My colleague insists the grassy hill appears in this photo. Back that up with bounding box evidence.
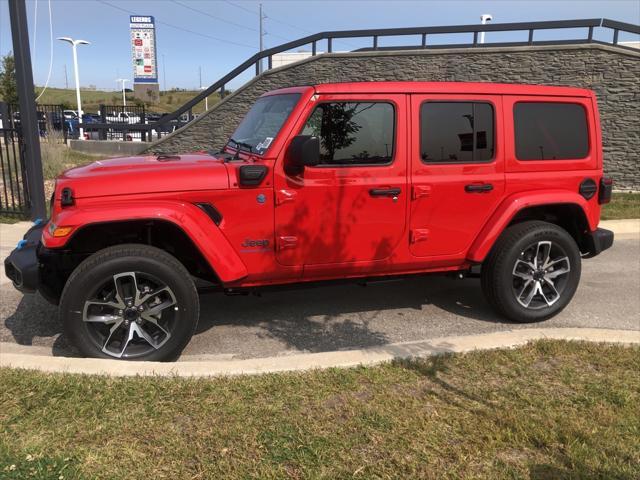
[9,87,222,114]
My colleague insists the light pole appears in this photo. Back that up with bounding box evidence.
[200,86,208,112]
[58,36,90,139]
[480,14,493,44]
[116,78,129,108]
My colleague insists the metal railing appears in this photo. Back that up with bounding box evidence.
[1,102,68,143]
[93,18,640,143]
[0,128,29,216]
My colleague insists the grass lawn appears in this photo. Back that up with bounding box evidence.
[601,192,640,220]
[1,340,638,479]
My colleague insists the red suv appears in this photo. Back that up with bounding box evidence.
[5,82,614,361]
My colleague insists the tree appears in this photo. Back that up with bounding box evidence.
[0,53,18,105]
[306,103,361,163]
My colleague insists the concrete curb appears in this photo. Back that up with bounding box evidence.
[1,328,638,378]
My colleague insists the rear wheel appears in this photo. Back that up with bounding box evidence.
[60,244,199,361]
[481,221,581,323]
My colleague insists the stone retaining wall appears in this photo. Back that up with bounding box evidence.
[147,44,640,190]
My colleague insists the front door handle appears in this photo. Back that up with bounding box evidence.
[465,183,493,193]
[369,187,401,197]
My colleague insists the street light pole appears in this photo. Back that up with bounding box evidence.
[116,79,129,108]
[58,36,90,139]
[480,14,493,44]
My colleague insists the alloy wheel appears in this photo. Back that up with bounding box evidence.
[511,241,571,310]
[82,271,178,358]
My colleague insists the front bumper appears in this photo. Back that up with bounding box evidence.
[4,224,44,293]
[584,227,614,258]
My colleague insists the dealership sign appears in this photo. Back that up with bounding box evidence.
[130,16,158,83]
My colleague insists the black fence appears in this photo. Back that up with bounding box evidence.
[1,102,67,143]
[0,128,29,216]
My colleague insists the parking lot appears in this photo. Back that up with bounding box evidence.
[1,222,638,361]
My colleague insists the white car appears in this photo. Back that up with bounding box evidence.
[106,112,141,124]
[63,110,78,120]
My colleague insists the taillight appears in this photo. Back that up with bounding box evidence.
[599,177,613,204]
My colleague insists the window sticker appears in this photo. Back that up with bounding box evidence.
[257,137,274,151]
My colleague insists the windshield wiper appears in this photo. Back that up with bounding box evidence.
[227,138,253,160]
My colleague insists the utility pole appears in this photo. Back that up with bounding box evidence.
[64,64,69,89]
[8,0,46,220]
[258,3,266,74]
[199,65,202,89]
[162,54,167,92]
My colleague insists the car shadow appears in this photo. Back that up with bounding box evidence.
[196,274,507,353]
[2,274,509,357]
[2,289,77,356]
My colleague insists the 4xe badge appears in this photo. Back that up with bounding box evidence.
[241,238,270,252]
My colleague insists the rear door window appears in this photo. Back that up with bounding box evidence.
[420,102,495,163]
[514,102,589,160]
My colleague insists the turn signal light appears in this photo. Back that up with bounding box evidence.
[52,226,73,237]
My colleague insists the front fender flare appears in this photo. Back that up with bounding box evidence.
[43,200,248,283]
[467,190,595,263]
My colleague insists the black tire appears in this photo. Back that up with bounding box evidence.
[481,221,581,323]
[60,244,199,361]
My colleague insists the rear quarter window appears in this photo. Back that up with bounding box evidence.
[514,102,589,160]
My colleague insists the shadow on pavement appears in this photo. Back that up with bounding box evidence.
[197,275,505,352]
[3,291,77,356]
[3,274,507,357]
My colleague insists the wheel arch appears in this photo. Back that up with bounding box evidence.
[43,201,248,287]
[67,219,219,282]
[468,191,595,262]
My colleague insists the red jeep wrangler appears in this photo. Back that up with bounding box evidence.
[5,82,614,361]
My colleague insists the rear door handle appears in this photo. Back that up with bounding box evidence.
[465,183,493,193]
[369,187,401,197]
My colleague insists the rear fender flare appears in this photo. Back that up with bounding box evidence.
[467,190,595,263]
[43,200,248,283]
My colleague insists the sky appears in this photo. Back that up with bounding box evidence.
[0,0,639,92]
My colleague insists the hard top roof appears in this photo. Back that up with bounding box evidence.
[264,82,593,97]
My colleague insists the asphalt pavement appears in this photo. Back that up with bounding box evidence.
[1,222,638,360]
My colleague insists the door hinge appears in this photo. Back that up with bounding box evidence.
[276,189,297,206]
[410,229,430,243]
[412,185,431,200]
[278,236,298,250]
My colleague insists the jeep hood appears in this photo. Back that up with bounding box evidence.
[58,153,229,198]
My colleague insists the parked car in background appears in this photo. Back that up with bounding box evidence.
[146,112,162,123]
[106,111,141,124]
[5,82,614,361]
[63,110,78,120]
[65,114,99,139]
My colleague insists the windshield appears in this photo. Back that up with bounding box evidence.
[228,93,301,155]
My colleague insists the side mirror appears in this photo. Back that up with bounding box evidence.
[286,135,320,174]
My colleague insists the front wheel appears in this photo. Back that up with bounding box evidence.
[60,244,199,361]
[481,221,581,323]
